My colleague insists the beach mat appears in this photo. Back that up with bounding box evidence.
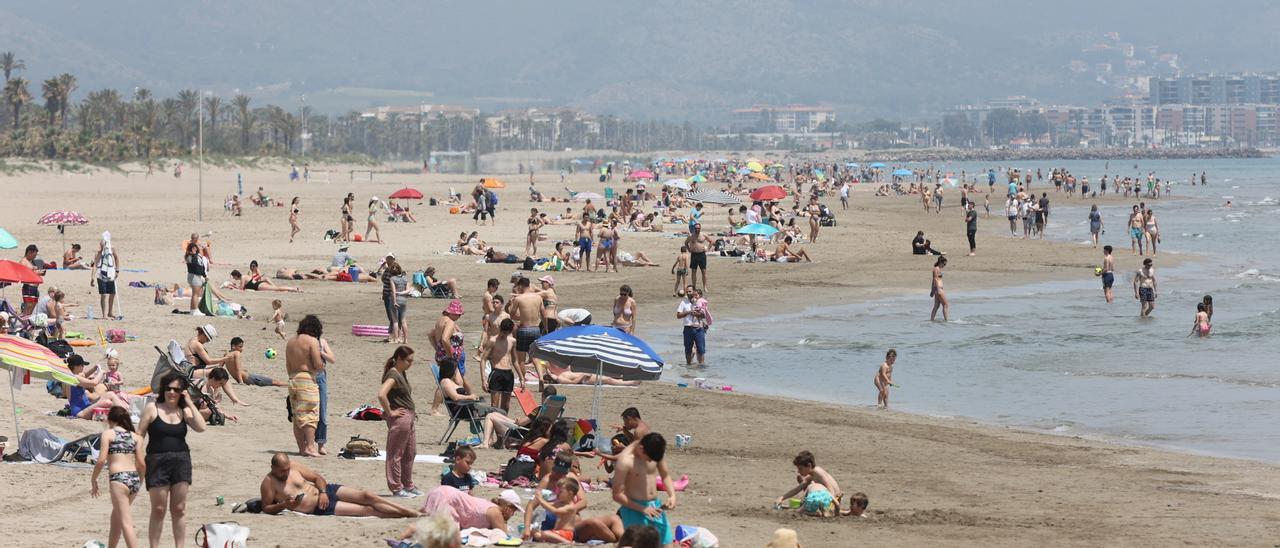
[354,454,448,464]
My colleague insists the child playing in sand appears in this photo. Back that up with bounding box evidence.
[671,246,690,297]
[441,446,478,492]
[532,477,583,544]
[270,299,286,340]
[776,450,843,517]
[874,349,897,409]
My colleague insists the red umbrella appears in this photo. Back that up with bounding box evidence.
[749,185,788,201]
[37,210,88,226]
[0,260,43,285]
[389,187,423,200]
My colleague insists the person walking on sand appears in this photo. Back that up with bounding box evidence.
[575,215,595,272]
[930,256,948,322]
[289,197,302,243]
[91,231,121,320]
[671,246,690,297]
[1088,204,1103,248]
[138,372,207,548]
[525,208,544,257]
[90,407,144,548]
[1101,245,1116,303]
[286,315,325,457]
[365,197,384,243]
[684,223,713,292]
[1133,258,1157,318]
[874,349,897,408]
[964,202,978,256]
[1144,208,1160,256]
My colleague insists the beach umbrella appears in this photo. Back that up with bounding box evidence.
[571,159,592,164]
[749,185,787,201]
[0,228,17,250]
[36,210,88,252]
[0,260,43,285]
[748,172,772,181]
[630,170,655,180]
[736,167,752,176]
[0,334,76,439]
[662,179,691,191]
[573,192,604,202]
[892,169,914,177]
[689,174,707,183]
[746,161,765,172]
[736,223,779,237]
[530,325,664,436]
[685,190,741,205]
[869,162,887,169]
[388,187,423,200]
[845,162,860,168]
[481,178,506,188]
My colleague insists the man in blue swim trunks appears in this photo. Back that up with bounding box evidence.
[575,216,595,272]
[260,452,418,518]
[612,433,677,545]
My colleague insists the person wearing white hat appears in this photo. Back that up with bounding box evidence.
[365,197,384,244]
[186,324,229,371]
[89,230,122,320]
[418,486,522,530]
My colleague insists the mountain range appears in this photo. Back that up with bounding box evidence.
[3,0,1279,122]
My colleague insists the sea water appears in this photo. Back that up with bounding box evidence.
[654,157,1280,463]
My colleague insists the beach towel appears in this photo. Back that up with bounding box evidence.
[288,372,320,428]
[197,284,217,316]
[354,454,449,464]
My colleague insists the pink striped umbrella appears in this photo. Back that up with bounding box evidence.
[36,210,89,252]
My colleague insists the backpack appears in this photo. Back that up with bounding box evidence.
[194,521,250,548]
[339,435,379,459]
[485,189,498,207]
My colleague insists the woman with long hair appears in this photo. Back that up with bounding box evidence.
[930,256,949,322]
[378,346,420,497]
[289,197,302,243]
[91,406,145,548]
[138,372,207,548]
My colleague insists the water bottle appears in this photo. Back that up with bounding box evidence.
[86,304,94,320]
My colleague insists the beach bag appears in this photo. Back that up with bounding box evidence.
[106,329,127,344]
[347,405,384,421]
[18,428,66,463]
[502,457,537,482]
[339,435,379,459]
[41,338,75,360]
[194,521,249,548]
[521,257,535,270]
[675,525,720,548]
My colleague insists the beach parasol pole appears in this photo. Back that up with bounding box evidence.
[198,91,205,222]
[4,360,20,440]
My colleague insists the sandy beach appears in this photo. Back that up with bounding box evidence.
[1,162,1276,547]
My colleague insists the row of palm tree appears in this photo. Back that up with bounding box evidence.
[0,50,798,163]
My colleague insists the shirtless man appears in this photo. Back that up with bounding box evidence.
[19,245,46,315]
[62,244,87,269]
[684,224,713,292]
[507,277,544,378]
[481,278,501,337]
[1101,245,1116,303]
[286,315,326,457]
[772,236,812,263]
[575,216,595,272]
[1128,205,1146,255]
[480,319,525,412]
[260,452,417,518]
[1133,258,1157,318]
[612,433,677,546]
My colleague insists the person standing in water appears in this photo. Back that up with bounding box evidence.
[1088,204,1103,248]
[1133,258,1157,317]
[1190,303,1211,337]
[930,256,948,322]
[874,349,897,409]
[1101,245,1115,304]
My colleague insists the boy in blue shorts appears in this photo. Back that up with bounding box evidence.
[612,433,676,545]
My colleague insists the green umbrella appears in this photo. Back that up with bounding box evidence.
[0,228,16,250]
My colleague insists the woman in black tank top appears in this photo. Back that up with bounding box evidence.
[138,372,207,547]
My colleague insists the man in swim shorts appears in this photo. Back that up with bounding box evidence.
[260,453,417,518]
[684,224,713,292]
[1101,245,1115,303]
[575,216,595,272]
[508,277,544,374]
[1133,258,1157,317]
[612,433,677,545]
[286,315,325,457]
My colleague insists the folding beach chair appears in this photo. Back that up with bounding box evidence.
[438,399,484,445]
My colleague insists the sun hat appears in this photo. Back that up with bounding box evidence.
[764,528,801,548]
[198,324,218,340]
[538,275,555,287]
[498,489,523,512]
[444,300,464,316]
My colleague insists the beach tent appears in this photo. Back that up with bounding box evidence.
[481,178,506,189]
[0,228,17,250]
[530,325,663,446]
[0,334,76,439]
[388,187,423,200]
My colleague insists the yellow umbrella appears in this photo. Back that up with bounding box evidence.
[746,161,765,172]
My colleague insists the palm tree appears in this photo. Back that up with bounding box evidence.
[4,77,31,129]
[175,89,199,147]
[0,52,24,82]
[232,94,253,152]
[55,73,77,128]
[41,78,61,127]
[203,95,221,134]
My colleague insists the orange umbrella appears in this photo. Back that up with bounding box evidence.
[748,172,771,181]
[482,178,506,189]
[0,260,42,285]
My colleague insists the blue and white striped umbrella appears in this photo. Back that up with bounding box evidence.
[531,325,664,381]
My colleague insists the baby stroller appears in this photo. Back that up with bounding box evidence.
[151,341,226,425]
[818,204,837,227]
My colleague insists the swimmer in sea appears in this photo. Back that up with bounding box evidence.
[1189,302,1211,337]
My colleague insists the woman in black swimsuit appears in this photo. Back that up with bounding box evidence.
[289,197,302,243]
[138,372,207,548]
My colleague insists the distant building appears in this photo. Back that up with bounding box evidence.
[359,103,479,121]
[1149,73,1280,105]
[730,105,835,133]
